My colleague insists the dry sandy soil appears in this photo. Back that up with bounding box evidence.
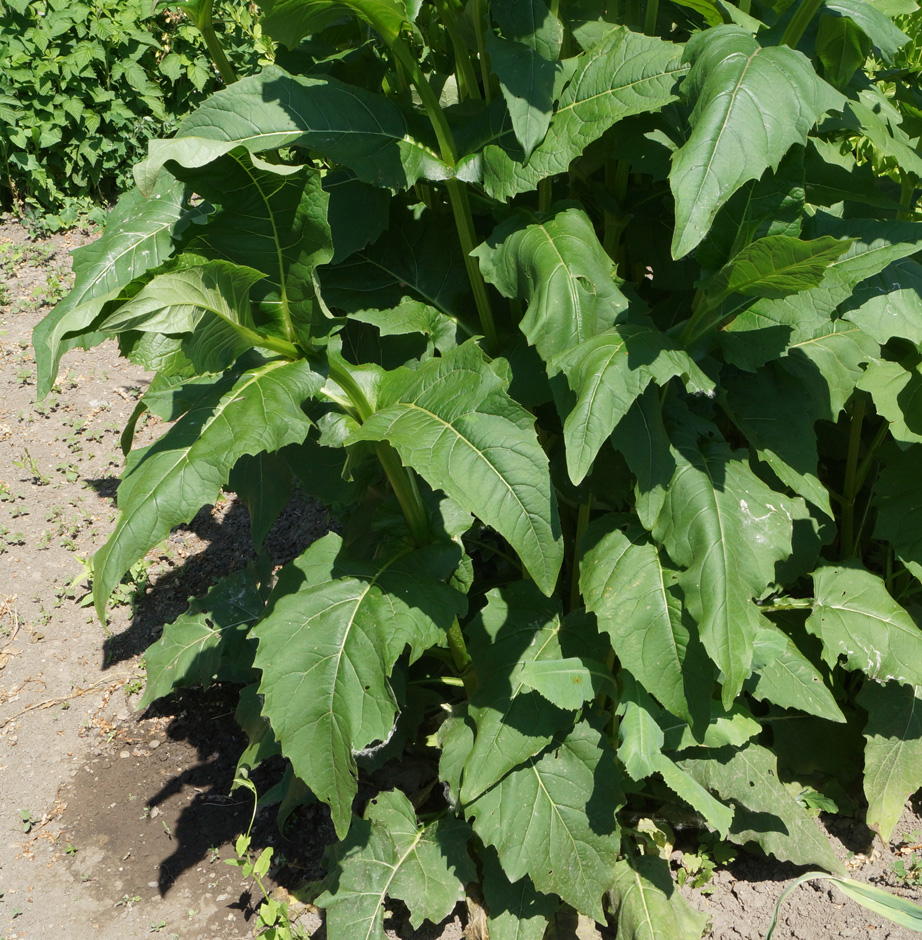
[1,218,921,940]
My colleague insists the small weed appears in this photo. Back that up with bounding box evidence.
[125,677,144,696]
[115,894,141,909]
[65,843,77,856]
[14,450,50,485]
[149,922,167,934]
[19,810,32,833]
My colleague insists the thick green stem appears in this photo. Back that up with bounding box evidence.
[199,20,238,85]
[644,0,660,34]
[471,0,492,103]
[434,0,481,101]
[603,160,631,266]
[388,36,498,351]
[781,0,825,48]
[854,419,889,494]
[570,498,592,611]
[841,397,866,559]
[899,174,917,221]
[447,619,476,695]
[327,358,431,546]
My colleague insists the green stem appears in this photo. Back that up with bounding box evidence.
[899,174,917,221]
[781,0,825,48]
[603,160,631,265]
[570,498,592,612]
[738,0,751,12]
[434,0,481,100]
[388,36,498,350]
[643,0,660,34]
[841,396,866,559]
[854,419,889,494]
[199,19,238,85]
[471,0,492,103]
[537,177,553,213]
[326,358,431,546]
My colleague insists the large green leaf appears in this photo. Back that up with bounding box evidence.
[467,718,623,922]
[745,622,846,723]
[874,446,922,579]
[824,0,909,61]
[253,533,466,837]
[609,855,709,940]
[93,359,321,618]
[842,258,922,345]
[816,13,872,90]
[228,450,293,550]
[461,583,574,802]
[473,204,627,370]
[679,743,846,872]
[807,563,922,686]
[554,322,714,484]
[723,363,831,516]
[260,0,411,46]
[175,154,333,343]
[670,26,843,258]
[33,175,191,397]
[480,846,559,940]
[350,342,563,594]
[138,565,266,709]
[653,435,803,707]
[491,0,564,60]
[580,519,712,724]
[481,27,686,201]
[857,357,922,444]
[316,788,475,939]
[858,680,922,842]
[136,66,445,194]
[618,678,733,836]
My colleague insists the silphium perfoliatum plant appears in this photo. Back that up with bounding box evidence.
[34,0,922,934]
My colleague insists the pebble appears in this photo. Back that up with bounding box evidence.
[149,739,160,749]
[119,750,129,759]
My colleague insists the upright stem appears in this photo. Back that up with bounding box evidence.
[447,619,476,695]
[471,0,492,103]
[841,397,866,559]
[899,174,917,221]
[781,0,825,48]
[570,498,592,611]
[199,20,238,85]
[643,0,660,34]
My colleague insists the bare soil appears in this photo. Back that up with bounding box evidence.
[0,218,920,940]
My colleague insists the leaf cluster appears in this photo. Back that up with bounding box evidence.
[33,0,922,936]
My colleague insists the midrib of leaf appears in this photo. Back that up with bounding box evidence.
[817,596,922,643]
[697,49,760,215]
[159,622,247,670]
[786,324,865,350]
[874,693,920,797]
[529,754,587,887]
[360,825,428,940]
[559,54,688,113]
[537,220,585,341]
[352,250,457,316]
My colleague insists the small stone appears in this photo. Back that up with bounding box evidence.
[119,750,130,759]
[149,739,161,749]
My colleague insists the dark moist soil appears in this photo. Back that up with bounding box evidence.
[0,217,920,940]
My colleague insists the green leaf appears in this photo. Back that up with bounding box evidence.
[554,322,714,484]
[473,204,627,371]
[316,789,475,938]
[260,0,411,47]
[33,176,191,398]
[660,706,761,751]
[253,534,465,837]
[670,26,843,258]
[139,566,267,709]
[480,845,559,940]
[350,342,563,594]
[136,66,446,195]
[461,583,573,802]
[842,258,922,346]
[173,153,332,344]
[823,0,909,61]
[859,680,922,842]
[705,235,852,303]
[517,657,617,710]
[654,435,803,707]
[468,718,623,922]
[745,622,846,723]
[492,0,563,58]
[235,682,281,775]
[816,13,872,89]
[874,446,922,579]
[580,519,712,724]
[228,451,293,551]
[841,90,922,179]
[93,359,321,619]
[486,31,559,161]
[678,743,846,872]
[857,357,922,444]
[618,679,733,836]
[482,27,687,201]
[609,855,709,940]
[808,563,922,686]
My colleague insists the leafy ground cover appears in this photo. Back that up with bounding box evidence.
[26,0,922,936]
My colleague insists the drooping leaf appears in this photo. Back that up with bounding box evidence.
[745,622,846,722]
[482,27,687,201]
[807,563,922,686]
[823,0,909,61]
[874,446,922,579]
[679,743,846,872]
[136,66,446,195]
[235,681,282,775]
[468,718,623,922]
[473,204,627,370]
[609,855,709,940]
[228,451,293,550]
[660,705,761,751]
[350,342,564,594]
[93,359,322,618]
[841,257,922,346]
[580,519,712,724]
[555,322,714,484]
[858,680,922,842]
[816,13,872,89]
[618,678,733,836]
[33,175,192,397]
[491,0,564,60]
[316,788,475,938]
[670,26,844,258]
[654,434,804,707]
[139,565,267,708]
[253,533,466,836]
[461,582,574,802]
